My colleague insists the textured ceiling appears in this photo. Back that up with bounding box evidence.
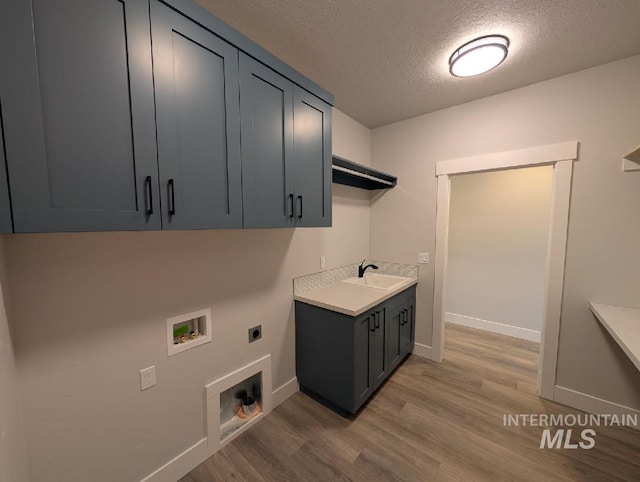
[195,0,640,128]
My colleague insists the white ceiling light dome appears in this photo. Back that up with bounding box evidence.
[449,35,510,77]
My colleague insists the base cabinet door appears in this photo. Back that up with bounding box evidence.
[0,0,161,232]
[354,312,375,410]
[400,296,416,357]
[150,1,243,230]
[387,303,404,372]
[356,307,388,408]
[371,307,388,390]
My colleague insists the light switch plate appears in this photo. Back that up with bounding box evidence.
[320,256,326,269]
[140,366,156,391]
[418,253,429,264]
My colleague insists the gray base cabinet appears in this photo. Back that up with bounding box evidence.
[0,0,332,233]
[296,286,416,415]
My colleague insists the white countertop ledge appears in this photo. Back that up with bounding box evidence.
[590,302,640,372]
[294,277,418,316]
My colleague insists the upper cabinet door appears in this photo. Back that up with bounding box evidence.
[239,54,295,229]
[0,113,12,233]
[151,1,242,230]
[293,87,332,228]
[0,0,160,232]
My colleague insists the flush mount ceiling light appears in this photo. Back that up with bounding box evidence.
[449,35,509,78]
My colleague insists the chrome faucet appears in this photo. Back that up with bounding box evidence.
[358,259,379,278]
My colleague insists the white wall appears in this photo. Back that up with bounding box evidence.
[371,55,640,409]
[332,108,371,166]
[4,109,371,482]
[0,237,30,482]
[446,166,553,337]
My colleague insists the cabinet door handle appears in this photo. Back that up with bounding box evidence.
[289,194,295,218]
[404,309,409,325]
[401,309,407,326]
[168,179,176,216]
[375,311,380,330]
[145,176,153,215]
[369,315,375,332]
[297,195,303,219]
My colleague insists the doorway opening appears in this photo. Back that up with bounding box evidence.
[432,141,578,399]
[446,166,552,342]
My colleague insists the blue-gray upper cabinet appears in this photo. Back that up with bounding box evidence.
[239,54,295,229]
[150,1,243,230]
[240,54,332,229]
[0,112,12,233]
[293,87,332,227]
[0,0,161,232]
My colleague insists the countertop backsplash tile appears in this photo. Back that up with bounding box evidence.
[294,261,418,295]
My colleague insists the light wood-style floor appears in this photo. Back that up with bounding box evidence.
[181,323,640,481]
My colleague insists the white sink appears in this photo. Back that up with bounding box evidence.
[341,273,411,291]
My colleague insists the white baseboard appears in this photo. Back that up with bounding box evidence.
[140,438,208,482]
[140,376,300,482]
[272,376,299,408]
[412,342,433,360]
[446,312,541,342]
[554,386,639,430]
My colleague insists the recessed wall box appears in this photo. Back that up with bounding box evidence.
[205,355,273,455]
[167,308,212,356]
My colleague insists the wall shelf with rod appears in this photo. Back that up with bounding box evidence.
[332,155,397,190]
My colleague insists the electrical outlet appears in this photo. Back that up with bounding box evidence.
[418,252,429,264]
[140,366,156,391]
[248,325,262,343]
[320,256,326,269]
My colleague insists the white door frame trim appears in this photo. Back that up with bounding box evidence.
[432,141,578,400]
